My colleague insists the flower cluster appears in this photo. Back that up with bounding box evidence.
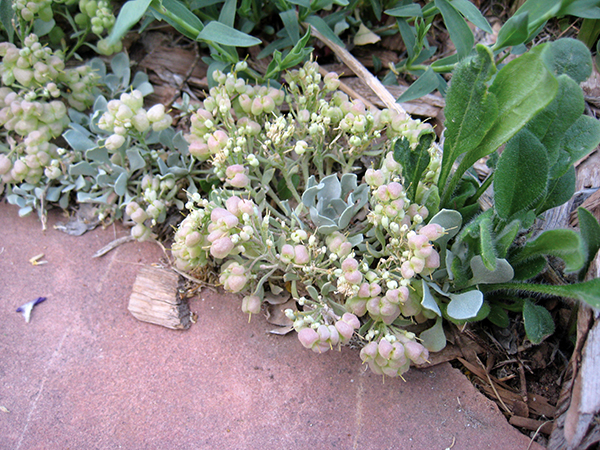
[360,332,429,377]
[98,90,173,151]
[171,61,446,377]
[13,0,52,22]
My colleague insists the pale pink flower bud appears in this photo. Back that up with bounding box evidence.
[341,257,359,272]
[189,140,210,158]
[185,231,203,247]
[280,244,295,264]
[147,104,166,123]
[404,341,429,365]
[376,185,389,202]
[341,312,360,329]
[401,261,415,279]
[365,168,384,187]
[345,271,362,285]
[226,196,242,216]
[425,251,440,269]
[293,245,309,265]
[211,236,234,259]
[378,338,393,360]
[298,328,319,349]
[419,223,444,241]
[335,320,354,341]
[360,341,378,361]
[105,134,125,151]
[242,295,262,315]
[387,182,403,199]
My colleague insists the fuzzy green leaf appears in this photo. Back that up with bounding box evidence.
[536,165,576,215]
[512,229,584,273]
[556,115,600,177]
[488,303,510,328]
[542,37,593,83]
[439,45,497,191]
[527,75,585,166]
[578,207,600,281]
[479,217,497,270]
[494,129,549,220]
[511,255,547,281]
[523,299,555,344]
[474,48,558,161]
[487,279,600,309]
[495,219,521,258]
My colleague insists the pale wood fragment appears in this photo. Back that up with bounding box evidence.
[128,266,191,330]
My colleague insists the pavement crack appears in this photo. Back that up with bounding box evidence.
[15,327,69,450]
[353,375,364,449]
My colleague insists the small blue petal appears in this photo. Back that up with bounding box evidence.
[16,297,47,323]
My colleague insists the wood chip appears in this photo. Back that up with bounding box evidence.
[128,266,191,330]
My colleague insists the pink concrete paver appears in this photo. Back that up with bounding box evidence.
[0,203,543,450]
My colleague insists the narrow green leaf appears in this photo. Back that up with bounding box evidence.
[160,0,204,40]
[396,18,416,60]
[493,11,530,50]
[197,21,261,47]
[279,9,300,44]
[109,0,153,45]
[218,0,236,27]
[523,299,555,344]
[494,129,549,219]
[384,4,423,17]
[450,0,493,33]
[304,15,345,48]
[578,207,600,281]
[439,45,497,193]
[435,0,474,59]
[396,67,439,103]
